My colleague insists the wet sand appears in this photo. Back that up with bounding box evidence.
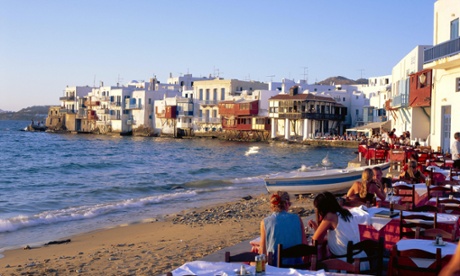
[0,193,315,276]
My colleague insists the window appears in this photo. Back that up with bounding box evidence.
[451,18,459,40]
[456,77,460,92]
[199,89,203,100]
[213,88,217,100]
[148,98,151,104]
[221,88,225,100]
[205,89,210,100]
[356,95,359,99]
[343,97,345,102]
[356,109,359,116]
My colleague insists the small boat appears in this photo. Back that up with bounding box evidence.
[25,124,47,132]
[264,162,390,195]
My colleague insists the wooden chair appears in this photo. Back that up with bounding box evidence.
[388,245,442,276]
[224,251,259,263]
[347,237,384,276]
[379,201,410,211]
[440,204,460,215]
[276,243,317,269]
[373,149,387,164]
[436,197,460,206]
[412,204,440,213]
[427,185,453,200]
[415,226,457,242]
[393,185,415,210]
[399,210,437,239]
[315,258,360,273]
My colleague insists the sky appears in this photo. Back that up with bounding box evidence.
[0,0,435,112]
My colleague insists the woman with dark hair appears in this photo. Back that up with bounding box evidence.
[259,191,306,266]
[308,192,367,267]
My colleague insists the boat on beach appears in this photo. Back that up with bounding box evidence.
[264,162,390,195]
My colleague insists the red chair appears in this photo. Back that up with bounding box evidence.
[373,149,387,164]
[388,245,442,276]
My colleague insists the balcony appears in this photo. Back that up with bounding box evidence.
[110,102,122,107]
[177,111,194,117]
[424,37,460,64]
[59,96,75,101]
[194,117,221,124]
[276,112,346,121]
[96,108,109,115]
[391,94,408,108]
[125,103,142,110]
[200,100,218,106]
[59,108,76,114]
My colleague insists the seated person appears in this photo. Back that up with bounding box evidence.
[346,168,386,205]
[308,192,369,270]
[399,160,425,184]
[259,191,306,266]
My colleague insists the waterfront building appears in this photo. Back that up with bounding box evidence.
[423,0,460,152]
[359,75,391,124]
[192,78,268,132]
[386,45,432,143]
[268,85,347,140]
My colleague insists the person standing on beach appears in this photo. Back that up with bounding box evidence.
[451,132,460,169]
[259,191,306,266]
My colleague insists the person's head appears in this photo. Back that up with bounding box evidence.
[359,168,374,198]
[455,132,460,140]
[409,160,417,170]
[410,153,419,161]
[372,167,383,181]
[270,191,290,212]
[314,192,351,222]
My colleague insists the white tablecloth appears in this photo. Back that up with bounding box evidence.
[396,239,457,267]
[171,261,328,276]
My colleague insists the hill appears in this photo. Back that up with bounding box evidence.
[317,76,368,85]
[0,105,51,121]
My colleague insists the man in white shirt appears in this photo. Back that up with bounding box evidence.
[451,132,460,169]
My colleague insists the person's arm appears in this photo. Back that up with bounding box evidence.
[439,242,460,276]
[299,218,307,245]
[259,220,266,255]
[346,182,358,198]
[311,213,336,243]
[370,183,386,201]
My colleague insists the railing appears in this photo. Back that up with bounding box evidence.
[424,37,460,63]
[177,111,194,116]
[59,96,75,101]
[391,94,408,108]
[76,110,86,119]
[96,108,109,115]
[200,100,218,105]
[276,112,346,121]
[110,102,122,107]
[96,121,111,126]
[194,117,222,124]
[59,108,76,114]
[125,103,142,109]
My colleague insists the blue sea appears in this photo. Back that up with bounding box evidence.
[0,120,355,254]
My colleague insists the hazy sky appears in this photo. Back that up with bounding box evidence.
[0,0,435,111]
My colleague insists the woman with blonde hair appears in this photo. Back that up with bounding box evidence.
[259,191,306,266]
[400,160,425,184]
[346,168,386,204]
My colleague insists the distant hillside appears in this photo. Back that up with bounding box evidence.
[317,76,368,85]
[0,106,50,121]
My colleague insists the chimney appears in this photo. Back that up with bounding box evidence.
[289,85,299,96]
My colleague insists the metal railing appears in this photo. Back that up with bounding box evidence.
[391,94,408,108]
[424,37,460,63]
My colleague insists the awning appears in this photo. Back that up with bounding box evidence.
[346,121,391,133]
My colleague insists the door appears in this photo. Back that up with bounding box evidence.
[442,106,451,153]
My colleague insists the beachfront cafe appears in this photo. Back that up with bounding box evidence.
[168,147,460,275]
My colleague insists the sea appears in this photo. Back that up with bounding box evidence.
[0,120,356,254]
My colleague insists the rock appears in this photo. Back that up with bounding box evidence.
[23,245,31,250]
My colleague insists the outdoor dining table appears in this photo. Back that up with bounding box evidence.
[350,206,460,250]
[392,182,429,207]
[169,260,365,276]
[394,239,457,268]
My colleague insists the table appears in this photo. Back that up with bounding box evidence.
[395,239,457,268]
[392,182,429,207]
[170,260,364,276]
[350,206,459,250]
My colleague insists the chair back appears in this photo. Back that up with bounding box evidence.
[412,205,440,213]
[317,258,360,273]
[389,245,442,275]
[415,227,457,242]
[346,237,384,276]
[399,210,437,239]
[394,185,415,210]
[277,243,317,269]
[440,204,460,215]
[427,185,452,199]
[224,251,259,263]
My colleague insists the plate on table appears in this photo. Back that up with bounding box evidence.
[432,241,447,246]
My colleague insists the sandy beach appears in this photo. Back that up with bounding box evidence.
[0,193,315,275]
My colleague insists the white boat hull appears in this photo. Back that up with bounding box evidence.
[264,162,390,194]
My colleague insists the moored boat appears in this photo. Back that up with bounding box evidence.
[264,162,390,195]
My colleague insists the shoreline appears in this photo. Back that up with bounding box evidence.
[0,193,315,275]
